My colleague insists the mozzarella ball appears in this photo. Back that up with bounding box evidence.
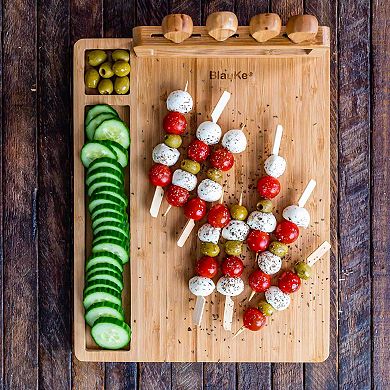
[264,155,286,178]
[196,121,222,145]
[221,129,247,153]
[283,205,310,228]
[258,251,282,275]
[247,211,277,233]
[222,220,250,241]
[197,179,223,202]
[152,143,180,166]
[198,223,221,244]
[216,276,244,297]
[189,276,215,297]
[172,169,197,191]
[166,90,193,114]
[265,286,290,311]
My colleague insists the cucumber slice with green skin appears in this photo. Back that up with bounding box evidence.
[91,204,127,221]
[86,262,123,278]
[92,239,129,264]
[88,157,124,177]
[85,302,124,327]
[85,104,118,125]
[81,142,117,168]
[83,286,122,309]
[87,270,123,291]
[84,279,122,294]
[110,142,129,168]
[88,177,123,197]
[86,252,124,273]
[93,229,129,245]
[86,113,118,141]
[94,220,129,237]
[94,119,130,149]
[91,212,128,230]
[92,187,128,207]
[91,317,131,350]
[86,167,124,187]
[88,194,127,214]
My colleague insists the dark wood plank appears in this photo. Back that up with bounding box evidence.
[202,0,235,20]
[234,0,270,24]
[105,363,137,390]
[371,0,390,389]
[137,0,169,25]
[2,0,39,388]
[37,0,72,389]
[170,0,201,22]
[0,2,3,388]
[270,0,303,24]
[204,363,236,390]
[337,0,371,389]
[139,363,172,390]
[172,363,203,390]
[103,0,135,38]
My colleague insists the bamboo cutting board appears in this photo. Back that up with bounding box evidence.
[74,27,331,362]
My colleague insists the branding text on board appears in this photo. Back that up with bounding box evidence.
[210,71,253,80]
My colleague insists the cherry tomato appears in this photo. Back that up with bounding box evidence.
[163,112,187,135]
[246,230,270,252]
[274,220,299,244]
[166,185,189,207]
[184,197,206,221]
[221,256,244,277]
[210,148,234,171]
[257,176,281,199]
[195,256,218,278]
[248,270,271,293]
[278,271,301,294]
[149,163,172,187]
[207,204,231,228]
[243,307,266,331]
[187,140,210,162]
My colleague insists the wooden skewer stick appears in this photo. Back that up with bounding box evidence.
[272,124,284,156]
[184,80,189,92]
[211,91,231,123]
[298,179,316,208]
[232,325,246,339]
[150,185,165,218]
[177,219,196,247]
[307,241,331,267]
[223,295,235,331]
[248,290,256,302]
[193,295,206,326]
[238,190,243,206]
[162,204,172,217]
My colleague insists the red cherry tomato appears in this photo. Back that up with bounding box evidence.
[278,271,301,294]
[207,204,231,228]
[149,163,172,187]
[187,140,210,162]
[274,220,300,244]
[257,176,281,199]
[243,307,266,331]
[163,112,187,135]
[210,148,234,171]
[184,197,206,221]
[248,270,271,293]
[221,256,244,278]
[195,256,218,278]
[246,230,270,252]
[166,185,190,207]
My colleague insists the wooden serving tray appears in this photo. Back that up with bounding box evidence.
[74,28,331,362]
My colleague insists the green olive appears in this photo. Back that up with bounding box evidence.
[84,69,100,89]
[258,301,275,316]
[256,199,273,213]
[112,49,130,62]
[114,76,130,95]
[99,62,114,78]
[206,168,223,184]
[230,204,248,221]
[87,50,107,66]
[113,60,131,77]
[181,159,200,175]
[294,262,312,280]
[164,134,182,149]
[98,79,113,95]
[200,242,220,257]
[224,240,243,256]
[269,241,288,258]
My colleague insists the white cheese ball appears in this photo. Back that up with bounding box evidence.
[283,205,310,228]
[189,276,215,297]
[258,251,282,275]
[166,90,193,114]
[152,143,180,166]
[197,179,223,202]
[172,169,197,191]
[196,121,222,145]
[221,129,247,154]
[222,220,250,241]
[247,211,277,233]
[264,155,286,178]
[216,276,244,297]
[197,223,221,244]
[265,286,291,311]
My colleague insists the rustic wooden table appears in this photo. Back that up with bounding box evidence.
[1,0,388,389]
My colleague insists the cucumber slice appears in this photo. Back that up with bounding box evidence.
[84,279,122,294]
[110,142,129,168]
[94,119,130,149]
[92,187,128,207]
[83,286,122,309]
[91,204,127,221]
[88,157,124,177]
[91,317,131,350]
[81,142,117,168]
[86,252,123,273]
[85,302,124,327]
[86,261,123,277]
[85,104,118,125]
[87,270,123,291]
[86,113,118,141]
[88,194,127,213]
[88,177,123,197]
[91,212,128,230]
[92,239,129,264]
[94,220,129,237]
[93,229,129,245]
[86,167,124,187]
